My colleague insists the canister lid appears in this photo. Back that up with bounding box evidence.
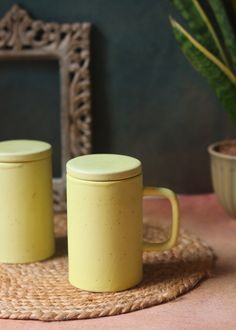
[67,154,142,181]
[0,140,51,162]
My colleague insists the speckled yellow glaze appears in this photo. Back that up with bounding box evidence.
[0,140,55,263]
[67,154,180,292]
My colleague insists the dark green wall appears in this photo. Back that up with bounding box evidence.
[0,1,234,192]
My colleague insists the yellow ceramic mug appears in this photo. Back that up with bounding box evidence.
[67,154,180,292]
[0,140,55,263]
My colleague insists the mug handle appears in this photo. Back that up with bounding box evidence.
[143,187,180,252]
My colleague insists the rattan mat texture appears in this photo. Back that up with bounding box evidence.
[0,214,215,321]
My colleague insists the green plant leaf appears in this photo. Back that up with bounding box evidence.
[171,0,228,65]
[209,0,236,68]
[231,0,236,16]
[170,18,236,125]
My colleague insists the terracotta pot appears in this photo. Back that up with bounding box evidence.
[208,140,236,218]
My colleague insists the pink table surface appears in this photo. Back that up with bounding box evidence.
[1,194,236,330]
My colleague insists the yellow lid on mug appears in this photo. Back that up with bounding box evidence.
[67,154,142,181]
[0,140,52,162]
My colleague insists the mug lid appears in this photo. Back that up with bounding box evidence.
[67,154,142,181]
[0,140,52,162]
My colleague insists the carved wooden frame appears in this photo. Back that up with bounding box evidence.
[0,5,92,211]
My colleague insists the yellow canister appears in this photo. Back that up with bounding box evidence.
[0,140,55,263]
[67,154,180,292]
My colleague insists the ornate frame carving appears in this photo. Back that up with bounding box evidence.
[0,5,92,211]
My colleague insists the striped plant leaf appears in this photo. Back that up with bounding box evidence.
[231,0,236,15]
[170,18,236,125]
[171,0,228,64]
[209,0,236,68]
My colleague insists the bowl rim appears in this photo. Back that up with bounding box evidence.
[208,139,236,160]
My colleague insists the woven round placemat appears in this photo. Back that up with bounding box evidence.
[0,214,215,321]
